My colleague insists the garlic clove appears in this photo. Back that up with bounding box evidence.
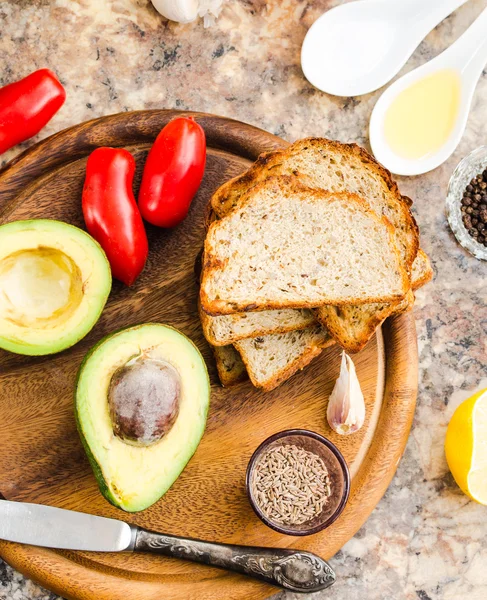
[327,351,365,435]
[198,0,224,27]
[151,0,199,23]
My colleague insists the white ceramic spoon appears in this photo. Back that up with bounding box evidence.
[301,0,469,97]
[370,6,487,176]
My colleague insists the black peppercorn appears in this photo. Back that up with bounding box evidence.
[460,169,487,247]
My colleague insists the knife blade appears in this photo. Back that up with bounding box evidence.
[0,500,135,551]
[0,499,336,593]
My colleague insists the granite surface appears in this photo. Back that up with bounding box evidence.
[0,0,486,599]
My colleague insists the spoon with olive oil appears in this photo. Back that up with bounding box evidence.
[370,6,487,176]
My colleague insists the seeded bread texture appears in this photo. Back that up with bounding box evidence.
[200,303,316,346]
[234,326,334,391]
[211,137,419,272]
[315,290,414,353]
[201,177,410,315]
[213,345,248,386]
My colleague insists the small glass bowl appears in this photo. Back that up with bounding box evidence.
[246,429,350,536]
[446,145,487,261]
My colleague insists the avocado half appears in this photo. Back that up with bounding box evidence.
[75,323,211,512]
[0,219,111,355]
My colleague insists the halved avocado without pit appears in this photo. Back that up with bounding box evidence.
[75,323,211,512]
[0,219,111,355]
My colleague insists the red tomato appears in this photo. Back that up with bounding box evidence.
[138,117,206,227]
[82,148,148,286]
[0,69,66,155]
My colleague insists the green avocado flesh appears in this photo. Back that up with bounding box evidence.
[75,323,211,512]
[0,219,111,355]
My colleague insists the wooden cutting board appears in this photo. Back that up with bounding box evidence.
[0,111,418,600]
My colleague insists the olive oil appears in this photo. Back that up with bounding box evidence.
[384,69,461,160]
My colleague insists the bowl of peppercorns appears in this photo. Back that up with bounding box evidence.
[446,146,487,260]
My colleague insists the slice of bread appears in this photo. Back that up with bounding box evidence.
[213,345,248,386]
[201,176,410,315]
[234,326,334,391]
[200,303,316,346]
[314,251,426,352]
[207,205,430,291]
[211,137,419,272]
[315,290,414,353]
[204,209,429,352]
[207,139,431,352]
[394,292,415,314]
[412,249,433,290]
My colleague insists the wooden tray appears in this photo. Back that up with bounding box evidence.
[0,111,418,600]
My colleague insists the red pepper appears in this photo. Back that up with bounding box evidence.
[0,69,66,155]
[82,148,148,286]
[138,117,206,228]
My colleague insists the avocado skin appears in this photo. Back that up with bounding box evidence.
[74,331,120,508]
[74,323,211,512]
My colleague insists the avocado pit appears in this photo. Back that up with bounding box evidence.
[108,356,181,446]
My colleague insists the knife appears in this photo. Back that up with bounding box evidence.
[0,499,335,593]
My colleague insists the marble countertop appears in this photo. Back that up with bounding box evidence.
[0,0,486,599]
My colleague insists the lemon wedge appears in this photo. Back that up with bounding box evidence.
[445,388,487,505]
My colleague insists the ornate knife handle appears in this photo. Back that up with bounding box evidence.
[133,528,335,593]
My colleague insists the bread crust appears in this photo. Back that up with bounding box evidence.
[411,249,433,290]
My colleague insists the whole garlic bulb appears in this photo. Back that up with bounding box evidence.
[151,0,199,23]
[327,351,365,435]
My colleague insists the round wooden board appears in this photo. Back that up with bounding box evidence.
[0,111,418,600]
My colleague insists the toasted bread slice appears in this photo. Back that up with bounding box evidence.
[411,249,433,290]
[208,138,431,351]
[200,302,316,346]
[211,137,419,271]
[313,249,428,352]
[213,345,248,386]
[315,290,415,353]
[201,177,410,315]
[394,292,415,314]
[234,326,334,391]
